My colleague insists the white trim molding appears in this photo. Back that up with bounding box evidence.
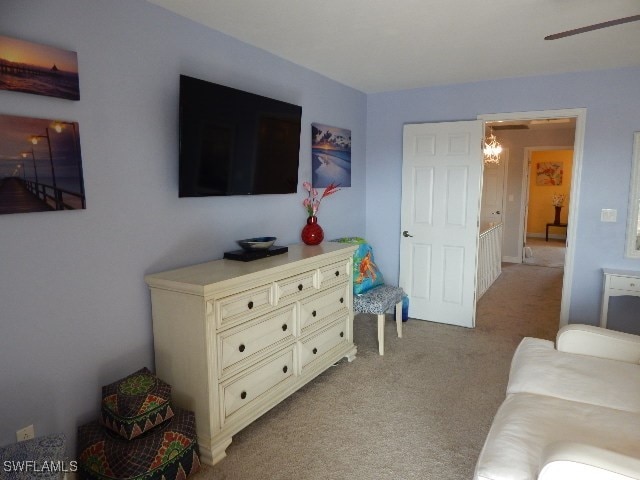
[625,132,640,258]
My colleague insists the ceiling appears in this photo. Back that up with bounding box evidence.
[146,0,640,93]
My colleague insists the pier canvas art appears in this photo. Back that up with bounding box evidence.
[0,35,80,100]
[0,114,85,215]
[311,123,351,188]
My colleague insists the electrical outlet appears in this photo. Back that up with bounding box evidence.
[16,424,34,442]
[601,208,617,222]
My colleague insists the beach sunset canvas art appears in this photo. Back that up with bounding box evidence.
[311,123,351,188]
[0,114,85,215]
[0,35,80,100]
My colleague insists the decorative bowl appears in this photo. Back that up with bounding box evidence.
[237,236,277,251]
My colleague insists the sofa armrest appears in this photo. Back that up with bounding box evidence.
[539,442,640,480]
[556,324,640,364]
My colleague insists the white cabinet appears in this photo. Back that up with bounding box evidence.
[145,242,357,465]
[600,268,640,328]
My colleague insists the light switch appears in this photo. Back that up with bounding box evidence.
[601,209,617,222]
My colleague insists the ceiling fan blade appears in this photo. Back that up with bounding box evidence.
[545,14,640,40]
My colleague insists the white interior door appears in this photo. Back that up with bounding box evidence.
[399,121,483,328]
[480,149,507,227]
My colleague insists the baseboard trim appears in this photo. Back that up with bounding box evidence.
[527,233,566,240]
[503,256,521,263]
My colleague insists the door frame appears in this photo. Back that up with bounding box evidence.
[481,148,509,228]
[478,108,587,327]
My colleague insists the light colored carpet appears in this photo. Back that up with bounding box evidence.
[523,237,565,268]
[192,263,562,480]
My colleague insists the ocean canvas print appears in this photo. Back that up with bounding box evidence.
[0,114,85,215]
[311,123,351,188]
[0,34,80,100]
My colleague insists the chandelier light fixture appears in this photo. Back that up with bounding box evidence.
[483,126,502,165]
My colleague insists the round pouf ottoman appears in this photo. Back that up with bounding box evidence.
[100,367,174,441]
[77,407,200,480]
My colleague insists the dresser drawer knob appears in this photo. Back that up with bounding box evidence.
[282,365,288,373]
[312,347,318,354]
[247,301,254,309]
[282,323,288,331]
[340,331,344,338]
[240,391,247,400]
[335,270,340,277]
[631,283,636,287]
[312,310,317,317]
[298,284,303,291]
[239,344,246,352]
[339,297,344,303]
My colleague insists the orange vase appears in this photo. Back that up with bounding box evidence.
[301,216,324,245]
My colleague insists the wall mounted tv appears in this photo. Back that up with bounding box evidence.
[178,74,302,197]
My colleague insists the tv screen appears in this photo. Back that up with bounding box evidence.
[178,75,302,197]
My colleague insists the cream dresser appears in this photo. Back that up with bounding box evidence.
[145,242,357,465]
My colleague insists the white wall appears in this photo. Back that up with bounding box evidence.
[366,68,640,328]
[0,0,367,449]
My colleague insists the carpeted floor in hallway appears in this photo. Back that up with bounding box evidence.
[192,263,563,480]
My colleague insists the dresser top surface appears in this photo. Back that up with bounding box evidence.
[145,242,355,292]
[603,268,640,278]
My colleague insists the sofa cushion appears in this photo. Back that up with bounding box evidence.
[474,393,640,480]
[333,238,385,295]
[507,337,640,413]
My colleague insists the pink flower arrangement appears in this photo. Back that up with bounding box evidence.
[302,181,340,217]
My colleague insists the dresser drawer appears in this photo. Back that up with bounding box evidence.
[318,259,351,289]
[609,275,640,293]
[222,347,295,421]
[299,319,348,370]
[219,304,296,377]
[275,270,316,304]
[299,283,349,333]
[215,284,274,328]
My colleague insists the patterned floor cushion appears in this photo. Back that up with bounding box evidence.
[101,367,174,440]
[78,407,200,480]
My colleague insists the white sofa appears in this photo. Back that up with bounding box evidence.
[474,324,640,480]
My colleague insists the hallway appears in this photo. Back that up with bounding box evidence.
[523,237,566,268]
[476,262,563,342]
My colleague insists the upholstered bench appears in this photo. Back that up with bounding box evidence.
[353,284,405,355]
[0,433,68,480]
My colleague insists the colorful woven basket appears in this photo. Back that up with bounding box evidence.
[78,407,200,480]
[100,368,174,440]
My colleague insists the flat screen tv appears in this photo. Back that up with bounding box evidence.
[178,75,302,197]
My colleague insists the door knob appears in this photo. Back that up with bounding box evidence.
[402,230,413,238]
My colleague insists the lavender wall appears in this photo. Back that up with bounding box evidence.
[366,67,640,327]
[0,0,366,448]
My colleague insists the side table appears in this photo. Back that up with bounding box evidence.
[545,222,568,241]
[600,268,640,328]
